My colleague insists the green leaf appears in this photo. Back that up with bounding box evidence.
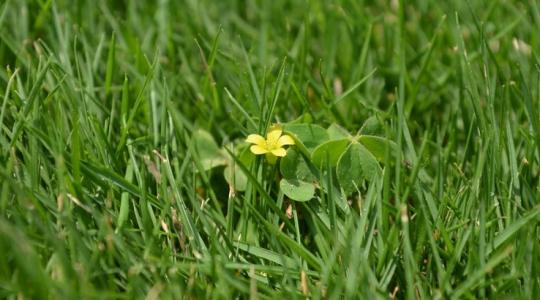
[487,204,540,255]
[337,143,381,194]
[247,203,322,271]
[192,129,227,170]
[280,148,316,181]
[79,160,159,205]
[0,220,50,297]
[233,241,297,267]
[318,170,351,214]
[105,33,116,96]
[358,135,396,162]
[283,123,329,153]
[116,160,134,230]
[311,139,350,168]
[280,178,315,202]
[359,116,384,136]
[327,123,350,140]
[224,147,252,192]
[224,164,247,191]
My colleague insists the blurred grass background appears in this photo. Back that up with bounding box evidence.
[1,0,540,298]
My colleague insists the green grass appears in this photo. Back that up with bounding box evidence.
[1,0,540,298]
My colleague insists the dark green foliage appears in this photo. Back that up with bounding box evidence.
[1,0,540,299]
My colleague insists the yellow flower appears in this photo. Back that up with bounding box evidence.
[246,125,295,163]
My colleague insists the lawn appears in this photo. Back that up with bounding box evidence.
[1,0,540,299]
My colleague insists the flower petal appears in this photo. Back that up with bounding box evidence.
[271,147,287,157]
[246,134,266,146]
[266,126,282,145]
[276,134,295,147]
[250,145,268,155]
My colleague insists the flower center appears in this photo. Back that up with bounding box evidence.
[265,139,279,150]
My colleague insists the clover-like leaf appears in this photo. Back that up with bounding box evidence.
[280,148,316,181]
[359,116,384,136]
[337,142,381,194]
[280,178,315,202]
[283,123,329,154]
[193,129,227,170]
[223,147,252,192]
[327,123,351,140]
[224,164,248,191]
[358,135,396,162]
[311,139,350,168]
